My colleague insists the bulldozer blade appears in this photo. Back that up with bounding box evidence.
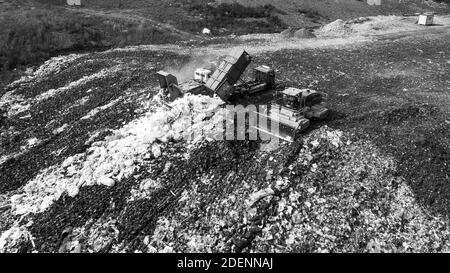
[253,125,296,142]
[252,111,310,143]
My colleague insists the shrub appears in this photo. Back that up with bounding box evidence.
[185,3,286,35]
[0,7,179,72]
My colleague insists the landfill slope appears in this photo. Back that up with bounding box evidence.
[0,16,450,253]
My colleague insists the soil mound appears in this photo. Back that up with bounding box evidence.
[281,27,316,39]
[293,28,316,39]
[319,19,351,37]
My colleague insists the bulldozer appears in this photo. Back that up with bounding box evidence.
[254,88,328,142]
[155,48,329,142]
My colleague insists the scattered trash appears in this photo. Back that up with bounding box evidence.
[0,107,6,126]
[163,162,172,173]
[66,185,80,197]
[128,178,163,202]
[293,28,316,39]
[347,17,370,24]
[202,28,211,35]
[245,188,275,208]
[52,124,69,135]
[98,177,115,187]
[9,94,223,215]
[280,27,294,38]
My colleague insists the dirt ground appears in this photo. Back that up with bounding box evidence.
[0,15,449,253]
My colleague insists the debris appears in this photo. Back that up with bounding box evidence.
[347,17,370,24]
[2,18,450,253]
[26,138,39,147]
[128,178,162,202]
[163,162,172,173]
[275,178,288,190]
[0,225,33,253]
[232,237,249,250]
[158,49,328,142]
[66,185,80,197]
[152,144,162,158]
[98,177,115,187]
[281,27,295,38]
[52,124,69,135]
[202,28,211,35]
[293,28,316,39]
[246,188,275,208]
[0,107,6,126]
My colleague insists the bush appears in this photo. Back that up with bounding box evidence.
[185,3,286,35]
[189,3,277,18]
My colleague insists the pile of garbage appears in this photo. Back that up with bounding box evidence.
[35,65,123,103]
[141,126,450,253]
[8,94,223,216]
[0,224,34,253]
[347,17,370,25]
[2,123,449,253]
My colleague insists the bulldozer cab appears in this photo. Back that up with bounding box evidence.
[280,88,303,110]
[280,88,324,110]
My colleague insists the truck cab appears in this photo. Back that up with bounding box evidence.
[194,68,212,84]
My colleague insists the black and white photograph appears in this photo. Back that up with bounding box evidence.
[0,0,449,261]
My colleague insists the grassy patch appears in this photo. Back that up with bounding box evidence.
[0,6,180,72]
[185,3,286,35]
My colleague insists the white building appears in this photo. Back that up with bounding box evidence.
[67,0,82,6]
[418,14,434,26]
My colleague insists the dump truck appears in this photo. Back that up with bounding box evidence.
[204,48,253,101]
[156,48,329,142]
